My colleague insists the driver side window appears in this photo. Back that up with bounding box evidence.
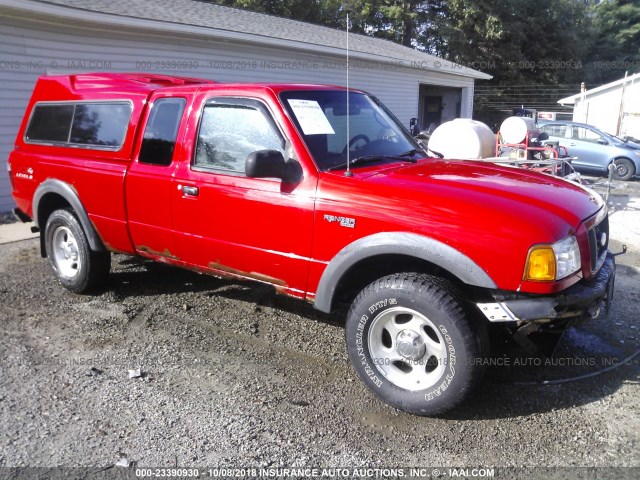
[573,127,603,144]
[194,99,284,174]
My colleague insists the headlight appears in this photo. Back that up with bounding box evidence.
[524,236,581,281]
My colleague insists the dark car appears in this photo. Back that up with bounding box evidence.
[539,121,640,180]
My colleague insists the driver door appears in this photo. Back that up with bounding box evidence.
[171,94,316,298]
[567,126,610,172]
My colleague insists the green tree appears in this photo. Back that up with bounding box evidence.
[208,0,640,89]
[440,0,593,85]
[585,0,640,84]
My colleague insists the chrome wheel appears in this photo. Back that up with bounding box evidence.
[51,226,81,278]
[368,306,447,391]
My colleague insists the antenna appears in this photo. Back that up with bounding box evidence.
[344,11,353,177]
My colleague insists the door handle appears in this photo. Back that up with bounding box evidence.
[179,185,199,197]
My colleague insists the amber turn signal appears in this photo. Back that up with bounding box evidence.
[524,246,556,281]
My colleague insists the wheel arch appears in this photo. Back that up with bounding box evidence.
[313,232,496,313]
[33,179,105,256]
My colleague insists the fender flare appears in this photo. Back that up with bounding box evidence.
[33,179,105,252]
[313,232,497,313]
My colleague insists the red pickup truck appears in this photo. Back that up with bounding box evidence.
[9,73,616,415]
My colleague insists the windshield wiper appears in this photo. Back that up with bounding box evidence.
[326,152,418,172]
[397,149,419,158]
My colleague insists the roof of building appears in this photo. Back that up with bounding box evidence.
[558,72,640,105]
[2,0,491,80]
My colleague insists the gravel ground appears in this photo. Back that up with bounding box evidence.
[0,212,17,225]
[0,178,639,471]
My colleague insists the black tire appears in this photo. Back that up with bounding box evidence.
[612,158,635,181]
[345,273,487,415]
[44,208,110,293]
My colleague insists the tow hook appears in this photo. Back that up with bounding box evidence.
[612,245,627,257]
[513,322,541,356]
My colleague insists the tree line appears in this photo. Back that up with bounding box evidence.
[210,0,639,87]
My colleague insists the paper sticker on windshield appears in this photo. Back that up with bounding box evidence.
[287,99,335,135]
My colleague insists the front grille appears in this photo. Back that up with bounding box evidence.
[587,213,609,272]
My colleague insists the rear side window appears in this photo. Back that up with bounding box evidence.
[139,98,186,166]
[70,104,131,146]
[540,124,567,138]
[25,101,132,149]
[25,105,74,142]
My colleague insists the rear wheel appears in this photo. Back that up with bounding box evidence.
[612,158,635,181]
[345,273,487,415]
[45,208,110,293]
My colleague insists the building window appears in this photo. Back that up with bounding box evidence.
[25,101,132,149]
[194,99,284,174]
[139,98,186,166]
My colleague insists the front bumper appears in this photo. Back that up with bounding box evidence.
[478,252,616,322]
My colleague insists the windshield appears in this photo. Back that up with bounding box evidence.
[601,131,639,147]
[599,130,624,144]
[280,90,423,171]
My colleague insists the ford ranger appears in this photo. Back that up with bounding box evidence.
[9,73,617,415]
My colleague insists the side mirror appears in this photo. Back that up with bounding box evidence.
[537,132,549,141]
[597,138,608,145]
[245,149,300,183]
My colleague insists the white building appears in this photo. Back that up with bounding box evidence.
[558,73,640,139]
[0,0,490,213]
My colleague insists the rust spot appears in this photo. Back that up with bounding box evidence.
[208,261,287,287]
[136,245,179,260]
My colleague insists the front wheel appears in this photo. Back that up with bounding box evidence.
[345,273,487,415]
[612,158,635,181]
[45,208,111,293]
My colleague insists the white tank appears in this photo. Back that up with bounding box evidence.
[427,119,495,159]
[500,116,539,145]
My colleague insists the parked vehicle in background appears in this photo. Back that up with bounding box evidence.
[538,121,640,181]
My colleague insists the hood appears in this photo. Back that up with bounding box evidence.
[365,159,603,229]
[622,139,640,150]
[318,158,605,293]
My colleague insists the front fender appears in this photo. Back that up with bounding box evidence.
[313,232,496,313]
